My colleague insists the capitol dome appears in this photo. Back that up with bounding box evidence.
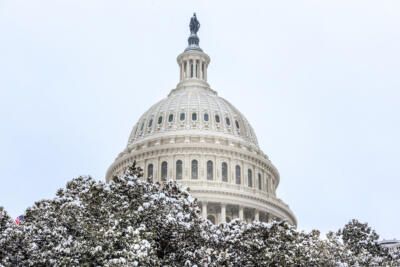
[127,83,259,148]
[107,14,296,226]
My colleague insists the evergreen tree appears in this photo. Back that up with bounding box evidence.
[337,219,395,266]
[0,163,399,266]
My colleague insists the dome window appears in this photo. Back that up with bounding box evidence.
[215,115,220,123]
[148,119,153,127]
[222,162,228,182]
[204,113,209,121]
[180,112,186,121]
[140,123,145,131]
[161,161,168,181]
[168,114,174,122]
[235,120,240,129]
[191,160,198,179]
[258,173,262,190]
[192,112,197,121]
[248,169,253,187]
[235,165,241,185]
[225,117,231,126]
[158,116,163,124]
[207,160,213,180]
[147,164,153,179]
[176,160,183,180]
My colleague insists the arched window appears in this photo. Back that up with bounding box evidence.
[158,116,163,124]
[225,117,230,126]
[235,165,241,184]
[180,112,185,121]
[191,160,198,179]
[235,120,240,129]
[168,114,174,122]
[207,160,213,180]
[148,119,153,127]
[161,161,168,181]
[204,113,209,121]
[221,162,228,182]
[258,173,262,190]
[147,164,153,178]
[215,115,220,123]
[248,169,253,187]
[176,160,183,180]
[192,112,197,121]
[140,122,144,131]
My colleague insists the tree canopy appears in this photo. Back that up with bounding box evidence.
[0,163,398,266]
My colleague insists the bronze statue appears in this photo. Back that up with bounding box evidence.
[189,13,200,34]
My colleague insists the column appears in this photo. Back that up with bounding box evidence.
[185,60,190,79]
[255,210,259,221]
[197,60,200,78]
[221,204,226,223]
[239,206,244,221]
[200,61,203,79]
[195,59,198,78]
[202,202,208,219]
[190,60,193,78]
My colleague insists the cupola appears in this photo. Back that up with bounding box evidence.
[176,13,210,86]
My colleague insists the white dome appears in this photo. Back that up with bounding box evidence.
[128,85,259,148]
[106,18,296,226]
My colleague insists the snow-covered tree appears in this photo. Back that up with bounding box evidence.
[1,163,209,266]
[0,163,399,266]
[336,219,396,266]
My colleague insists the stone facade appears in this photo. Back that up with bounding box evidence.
[106,22,296,226]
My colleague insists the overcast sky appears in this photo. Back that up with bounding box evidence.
[1,1,399,239]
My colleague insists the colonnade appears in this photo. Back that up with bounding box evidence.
[179,58,208,81]
[201,201,279,224]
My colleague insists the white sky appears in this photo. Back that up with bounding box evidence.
[1,0,399,239]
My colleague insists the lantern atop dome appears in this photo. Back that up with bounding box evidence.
[177,13,210,86]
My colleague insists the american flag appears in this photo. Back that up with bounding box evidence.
[15,215,25,225]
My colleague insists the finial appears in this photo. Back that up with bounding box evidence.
[185,13,202,52]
